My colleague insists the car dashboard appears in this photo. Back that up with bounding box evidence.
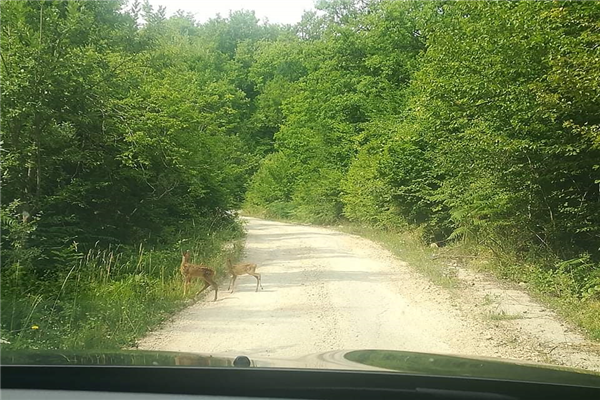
[3,364,600,400]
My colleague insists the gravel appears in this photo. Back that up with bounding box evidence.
[138,217,600,372]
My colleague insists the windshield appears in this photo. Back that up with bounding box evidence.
[1,0,600,385]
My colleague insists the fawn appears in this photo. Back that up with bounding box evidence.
[181,250,218,301]
[227,258,263,293]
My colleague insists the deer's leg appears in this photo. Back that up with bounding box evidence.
[230,275,237,293]
[197,280,210,296]
[258,273,263,290]
[201,276,218,301]
[208,278,219,302]
[228,275,233,291]
[183,277,190,295]
[248,272,262,292]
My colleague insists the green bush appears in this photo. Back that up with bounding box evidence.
[0,219,244,350]
[291,169,344,224]
[342,142,402,228]
[245,152,298,208]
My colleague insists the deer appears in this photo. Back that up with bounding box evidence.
[181,250,218,301]
[227,258,263,293]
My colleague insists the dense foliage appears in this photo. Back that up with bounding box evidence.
[245,1,600,302]
[1,0,599,346]
[0,0,276,348]
[1,1,276,257]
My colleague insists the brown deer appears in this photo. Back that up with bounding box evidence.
[227,258,263,293]
[181,250,218,301]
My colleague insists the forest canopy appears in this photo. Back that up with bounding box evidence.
[247,0,600,262]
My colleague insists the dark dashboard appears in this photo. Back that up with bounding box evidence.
[3,364,600,400]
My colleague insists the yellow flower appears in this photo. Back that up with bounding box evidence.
[31,325,39,330]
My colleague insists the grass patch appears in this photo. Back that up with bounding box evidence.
[482,294,496,307]
[0,220,246,351]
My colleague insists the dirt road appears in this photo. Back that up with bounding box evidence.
[138,217,600,371]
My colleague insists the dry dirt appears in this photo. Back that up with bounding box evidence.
[138,217,600,372]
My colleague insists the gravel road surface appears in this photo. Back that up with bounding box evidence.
[138,217,600,372]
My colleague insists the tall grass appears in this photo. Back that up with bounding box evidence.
[0,222,245,350]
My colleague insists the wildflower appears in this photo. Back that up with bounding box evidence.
[31,325,39,330]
